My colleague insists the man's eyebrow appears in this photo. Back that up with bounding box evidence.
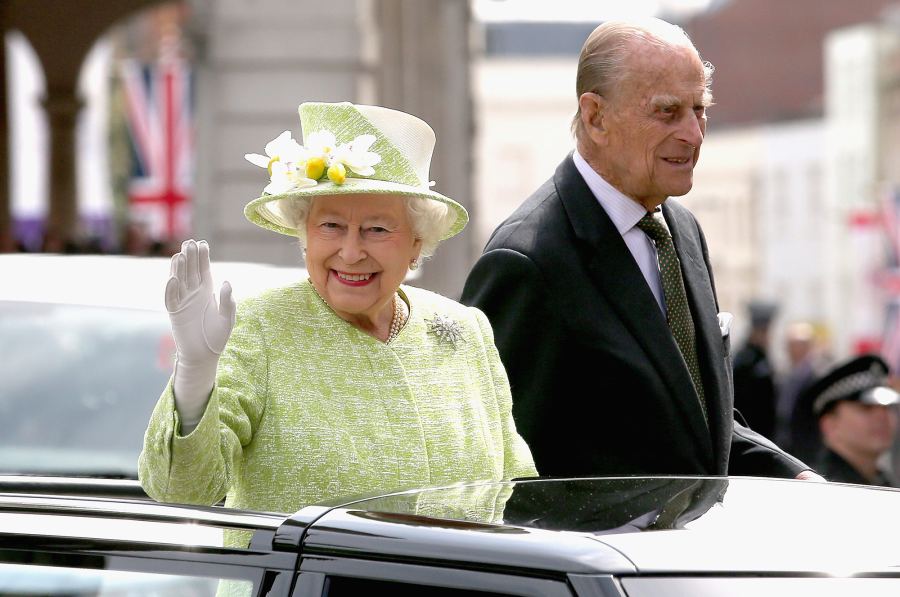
[650,94,681,110]
[650,93,712,109]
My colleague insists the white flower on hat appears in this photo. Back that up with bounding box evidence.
[334,134,381,176]
[300,130,337,182]
[244,131,316,194]
[300,130,381,185]
[244,130,304,173]
[245,129,382,194]
[266,160,316,195]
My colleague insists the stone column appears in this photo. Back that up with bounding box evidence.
[42,88,82,251]
[0,10,11,251]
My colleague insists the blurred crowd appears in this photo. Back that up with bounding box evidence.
[733,301,900,486]
[0,222,182,257]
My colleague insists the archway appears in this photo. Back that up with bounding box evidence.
[1,0,177,251]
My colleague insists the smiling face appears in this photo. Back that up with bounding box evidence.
[306,194,422,330]
[587,42,709,210]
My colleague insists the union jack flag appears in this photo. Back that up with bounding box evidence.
[878,188,900,371]
[119,55,193,242]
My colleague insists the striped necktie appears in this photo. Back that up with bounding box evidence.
[636,211,707,419]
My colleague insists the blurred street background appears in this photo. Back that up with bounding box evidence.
[4,0,900,379]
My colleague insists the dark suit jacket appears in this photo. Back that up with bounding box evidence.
[732,342,777,440]
[815,448,895,487]
[461,156,809,478]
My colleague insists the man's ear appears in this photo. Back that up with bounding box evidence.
[578,92,608,144]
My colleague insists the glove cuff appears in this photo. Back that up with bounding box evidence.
[172,357,218,430]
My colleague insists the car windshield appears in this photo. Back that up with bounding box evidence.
[0,301,174,478]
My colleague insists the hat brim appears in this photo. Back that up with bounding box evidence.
[814,386,900,417]
[244,178,468,241]
[859,386,900,407]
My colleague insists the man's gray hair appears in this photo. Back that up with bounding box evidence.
[286,195,454,259]
[571,17,715,139]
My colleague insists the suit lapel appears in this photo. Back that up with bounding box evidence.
[663,201,730,470]
[554,158,713,457]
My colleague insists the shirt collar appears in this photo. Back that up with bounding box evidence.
[572,149,649,235]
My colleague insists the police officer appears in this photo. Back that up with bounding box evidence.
[807,355,899,486]
[732,301,778,439]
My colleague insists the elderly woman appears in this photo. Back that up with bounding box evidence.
[139,102,536,520]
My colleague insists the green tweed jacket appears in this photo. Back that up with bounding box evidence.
[139,280,537,515]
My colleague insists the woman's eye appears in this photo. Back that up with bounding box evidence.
[362,226,392,239]
[320,222,341,230]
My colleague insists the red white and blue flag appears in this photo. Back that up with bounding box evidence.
[119,55,193,242]
[877,188,900,371]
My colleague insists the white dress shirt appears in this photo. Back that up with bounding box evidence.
[572,150,667,315]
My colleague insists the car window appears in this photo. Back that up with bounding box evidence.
[296,558,573,597]
[0,301,174,478]
[0,561,251,596]
[324,576,511,596]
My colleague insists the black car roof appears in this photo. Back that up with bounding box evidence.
[295,476,900,576]
[0,475,289,535]
[4,476,900,578]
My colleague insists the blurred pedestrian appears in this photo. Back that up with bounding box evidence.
[776,321,826,462]
[732,300,778,439]
[460,17,817,480]
[809,355,898,486]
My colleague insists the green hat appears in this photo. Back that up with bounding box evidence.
[243,102,468,240]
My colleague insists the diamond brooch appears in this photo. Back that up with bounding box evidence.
[425,313,465,347]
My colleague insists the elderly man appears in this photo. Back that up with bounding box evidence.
[461,17,818,479]
[808,355,899,486]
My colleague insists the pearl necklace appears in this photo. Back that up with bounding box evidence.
[387,293,408,343]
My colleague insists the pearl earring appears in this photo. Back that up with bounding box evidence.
[409,259,419,271]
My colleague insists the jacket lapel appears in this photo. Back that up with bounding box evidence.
[554,158,713,457]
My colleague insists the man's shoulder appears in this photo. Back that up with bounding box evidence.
[484,169,573,255]
[816,449,869,485]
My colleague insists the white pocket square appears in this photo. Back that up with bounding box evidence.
[718,312,734,338]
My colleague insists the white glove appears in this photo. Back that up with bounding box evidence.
[165,239,236,431]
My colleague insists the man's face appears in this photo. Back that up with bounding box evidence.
[825,401,898,458]
[596,43,709,208]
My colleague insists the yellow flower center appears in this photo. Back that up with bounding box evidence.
[327,162,347,185]
[305,157,326,180]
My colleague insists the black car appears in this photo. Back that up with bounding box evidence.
[1,475,899,596]
[0,254,306,479]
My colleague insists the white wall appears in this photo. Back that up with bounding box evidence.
[824,25,894,359]
[472,57,575,250]
[685,125,763,332]
[188,0,373,265]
